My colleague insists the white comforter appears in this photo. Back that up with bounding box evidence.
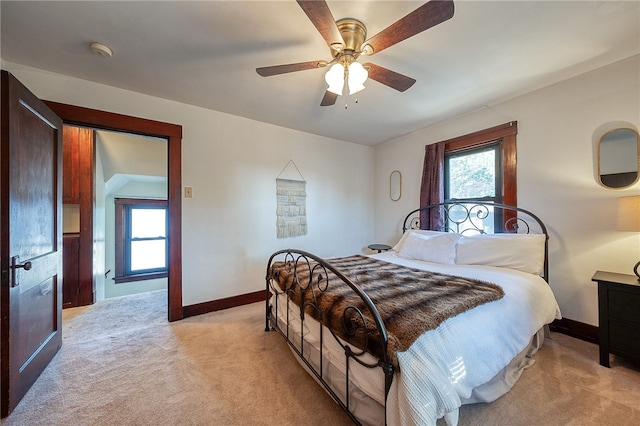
[272,252,561,425]
[374,252,562,425]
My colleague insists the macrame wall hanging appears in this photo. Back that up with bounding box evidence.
[276,160,307,238]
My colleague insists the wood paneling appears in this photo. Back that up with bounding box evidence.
[62,234,79,308]
[62,130,80,203]
[62,125,95,307]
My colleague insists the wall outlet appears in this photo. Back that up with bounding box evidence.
[184,186,193,198]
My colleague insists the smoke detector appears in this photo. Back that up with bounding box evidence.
[90,42,113,58]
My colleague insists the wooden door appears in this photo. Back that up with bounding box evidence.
[1,71,63,417]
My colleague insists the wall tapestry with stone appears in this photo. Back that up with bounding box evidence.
[276,178,307,238]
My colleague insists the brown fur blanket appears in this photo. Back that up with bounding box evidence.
[269,255,504,368]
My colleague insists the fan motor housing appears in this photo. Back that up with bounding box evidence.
[335,18,367,56]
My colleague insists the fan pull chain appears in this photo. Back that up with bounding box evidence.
[344,97,360,109]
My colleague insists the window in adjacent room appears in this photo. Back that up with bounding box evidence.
[114,198,168,283]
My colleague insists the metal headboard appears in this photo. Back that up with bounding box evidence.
[402,200,549,282]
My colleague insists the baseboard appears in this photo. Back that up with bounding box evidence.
[550,317,599,344]
[183,293,600,345]
[182,290,266,318]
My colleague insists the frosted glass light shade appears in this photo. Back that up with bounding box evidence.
[347,61,368,95]
[325,63,345,95]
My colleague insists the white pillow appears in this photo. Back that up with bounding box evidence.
[455,233,546,274]
[392,229,449,252]
[398,231,461,264]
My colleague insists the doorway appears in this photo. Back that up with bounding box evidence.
[95,129,168,300]
[45,101,184,322]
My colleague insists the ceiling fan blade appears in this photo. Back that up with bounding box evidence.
[256,60,325,77]
[297,0,344,47]
[364,63,416,92]
[364,0,454,55]
[320,91,338,106]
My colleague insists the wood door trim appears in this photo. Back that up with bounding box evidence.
[44,102,182,138]
[43,101,183,322]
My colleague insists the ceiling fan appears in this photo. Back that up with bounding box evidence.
[256,0,455,106]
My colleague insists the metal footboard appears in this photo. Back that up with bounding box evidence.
[265,249,394,425]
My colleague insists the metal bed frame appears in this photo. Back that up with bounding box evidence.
[265,200,549,425]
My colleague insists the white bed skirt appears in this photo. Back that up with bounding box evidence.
[273,297,547,426]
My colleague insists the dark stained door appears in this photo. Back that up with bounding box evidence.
[1,71,63,417]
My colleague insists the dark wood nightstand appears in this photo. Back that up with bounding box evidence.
[368,244,392,253]
[592,270,640,367]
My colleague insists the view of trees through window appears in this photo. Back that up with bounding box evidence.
[446,146,497,200]
[444,145,500,233]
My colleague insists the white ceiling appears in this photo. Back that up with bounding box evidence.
[2,1,639,146]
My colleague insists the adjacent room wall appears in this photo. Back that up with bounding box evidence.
[2,61,374,306]
[94,137,106,301]
[373,54,640,327]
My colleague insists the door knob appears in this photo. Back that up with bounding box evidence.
[10,256,32,287]
[15,261,32,271]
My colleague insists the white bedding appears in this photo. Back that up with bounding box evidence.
[271,251,561,425]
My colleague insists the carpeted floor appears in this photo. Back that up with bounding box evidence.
[449,329,640,426]
[1,290,639,426]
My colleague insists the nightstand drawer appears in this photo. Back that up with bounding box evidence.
[608,288,640,324]
[609,320,640,358]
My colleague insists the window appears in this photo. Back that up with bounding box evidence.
[443,122,517,232]
[445,144,501,202]
[114,198,168,283]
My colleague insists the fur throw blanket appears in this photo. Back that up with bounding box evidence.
[269,255,504,368]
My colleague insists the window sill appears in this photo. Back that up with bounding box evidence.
[114,271,168,284]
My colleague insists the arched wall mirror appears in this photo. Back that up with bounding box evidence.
[390,170,402,201]
[598,128,639,189]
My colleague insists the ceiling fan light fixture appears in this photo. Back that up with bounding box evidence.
[325,63,345,95]
[257,0,455,106]
[347,61,368,95]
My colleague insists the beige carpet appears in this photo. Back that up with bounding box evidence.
[1,290,639,426]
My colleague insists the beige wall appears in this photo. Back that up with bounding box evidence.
[5,55,639,326]
[373,54,640,326]
[3,61,374,306]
